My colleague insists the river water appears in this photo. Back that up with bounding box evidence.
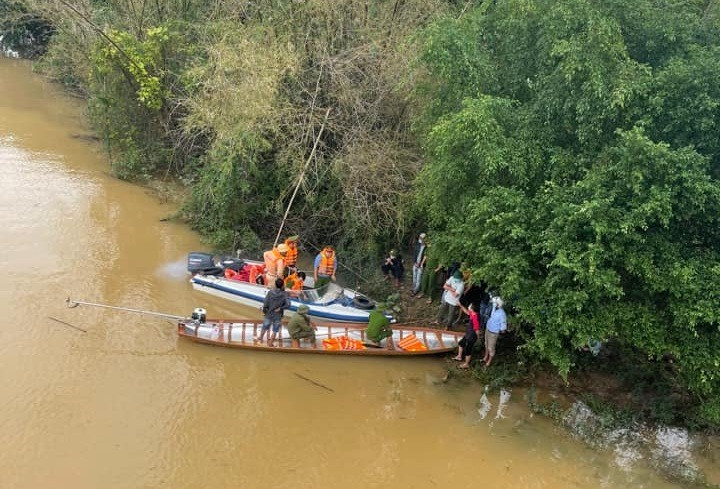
[0,57,711,488]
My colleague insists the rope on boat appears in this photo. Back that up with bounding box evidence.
[65,297,186,321]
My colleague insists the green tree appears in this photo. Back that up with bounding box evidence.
[414,0,720,424]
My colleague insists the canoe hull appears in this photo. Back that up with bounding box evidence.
[177,319,462,356]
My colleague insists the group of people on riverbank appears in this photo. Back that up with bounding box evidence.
[383,232,509,366]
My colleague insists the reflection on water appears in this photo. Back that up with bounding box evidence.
[0,56,716,489]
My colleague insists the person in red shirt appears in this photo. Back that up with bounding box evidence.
[453,302,482,368]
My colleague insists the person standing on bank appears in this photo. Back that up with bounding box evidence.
[436,269,464,329]
[484,297,507,367]
[411,233,427,296]
[314,245,337,289]
[381,249,404,288]
[453,302,482,368]
[256,278,291,347]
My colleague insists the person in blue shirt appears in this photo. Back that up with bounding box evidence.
[313,245,338,289]
[484,297,507,367]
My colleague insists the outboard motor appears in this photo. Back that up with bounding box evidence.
[187,252,223,276]
[220,257,245,272]
[191,307,207,324]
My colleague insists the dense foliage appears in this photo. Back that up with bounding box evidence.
[0,0,53,58]
[3,0,720,425]
[414,0,720,424]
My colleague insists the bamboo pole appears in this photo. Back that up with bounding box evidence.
[66,297,186,321]
[273,107,331,247]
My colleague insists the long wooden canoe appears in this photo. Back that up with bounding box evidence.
[177,318,463,356]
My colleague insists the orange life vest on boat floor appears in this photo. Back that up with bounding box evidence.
[398,334,427,352]
[249,264,264,284]
[322,336,366,351]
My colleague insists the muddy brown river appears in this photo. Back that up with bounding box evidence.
[0,57,714,488]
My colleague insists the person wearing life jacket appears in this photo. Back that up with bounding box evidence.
[283,235,299,277]
[313,245,337,289]
[263,243,288,286]
[284,271,306,291]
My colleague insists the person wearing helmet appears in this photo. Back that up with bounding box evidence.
[283,235,300,277]
[287,304,317,348]
[263,243,289,286]
[366,303,394,348]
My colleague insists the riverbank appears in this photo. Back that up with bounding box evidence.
[382,278,720,486]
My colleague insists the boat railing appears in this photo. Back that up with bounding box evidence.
[297,282,346,305]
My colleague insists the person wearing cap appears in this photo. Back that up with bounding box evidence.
[411,232,427,295]
[283,235,300,276]
[484,297,507,367]
[263,243,289,286]
[313,245,337,289]
[255,278,291,346]
[287,304,317,348]
[366,304,394,348]
[435,269,465,329]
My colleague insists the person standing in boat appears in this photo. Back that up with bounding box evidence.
[283,235,300,277]
[264,243,289,286]
[256,278,291,347]
[313,245,337,289]
[287,304,317,348]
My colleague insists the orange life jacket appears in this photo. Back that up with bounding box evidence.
[224,268,238,280]
[398,333,427,352]
[284,239,298,267]
[322,336,366,351]
[248,265,263,284]
[263,248,285,280]
[318,251,336,277]
[284,273,304,291]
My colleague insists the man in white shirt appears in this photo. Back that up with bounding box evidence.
[435,269,464,329]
